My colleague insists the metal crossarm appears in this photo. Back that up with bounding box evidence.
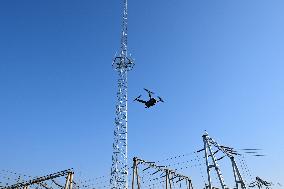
[1,169,73,189]
[132,157,194,189]
[135,158,191,182]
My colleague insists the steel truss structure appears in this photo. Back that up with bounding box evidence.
[132,157,194,189]
[199,132,246,189]
[249,177,272,189]
[0,169,74,189]
[110,0,135,188]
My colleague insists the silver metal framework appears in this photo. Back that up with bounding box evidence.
[0,169,74,189]
[110,0,134,188]
[202,132,246,189]
[203,133,227,189]
[132,157,194,189]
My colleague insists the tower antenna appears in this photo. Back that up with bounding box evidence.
[110,0,134,188]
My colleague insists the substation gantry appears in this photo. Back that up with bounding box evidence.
[249,177,272,189]
[110,0,135,188]
[198,132,246,189]
[0,169,74,189]
[132,157,194,189]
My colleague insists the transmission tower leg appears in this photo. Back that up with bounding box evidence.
[230,157,246,189]
[203,133,227,189]
[132,158,136,189]
[69,173,74,189]
[135,163,140,189]
[231,158,238,189]
[189,180,193,189]
[169,174,172,189]
[186,179,192,189]
[64,172,73,189]
[203,135,212,189]
[166,170,168,189]
[206,140,226,189]
[64,173,71,189]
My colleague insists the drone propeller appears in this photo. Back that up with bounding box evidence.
[134,95,142,101]
[244,151,258,154]
[144,88,154,94]
[253,154,266,157]
[241,149,262,151]
[157,96,164,102]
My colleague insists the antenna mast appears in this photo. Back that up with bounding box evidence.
[110,0,134,188]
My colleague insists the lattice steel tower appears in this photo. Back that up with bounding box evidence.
[110,0,134,188]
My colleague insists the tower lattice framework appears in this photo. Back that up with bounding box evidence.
[111,0,134,189]
[202,132,247,189]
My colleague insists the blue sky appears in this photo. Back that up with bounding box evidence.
[0,0,283,187]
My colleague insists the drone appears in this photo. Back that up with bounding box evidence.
[134,88,164,108]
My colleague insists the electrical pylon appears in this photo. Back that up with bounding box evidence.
[110,0,134,189]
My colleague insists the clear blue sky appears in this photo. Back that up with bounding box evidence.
[0,0,283,187]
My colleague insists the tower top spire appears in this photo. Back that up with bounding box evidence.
[120,0,128,56]
[112,0,134,71]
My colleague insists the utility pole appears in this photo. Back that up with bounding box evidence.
[110,0,135,188]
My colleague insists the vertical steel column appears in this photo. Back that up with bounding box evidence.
[166,170,169,189]
[168,173,172,189]
[69,173,74,189]
[135,164,140,189]
[64,173,71,189]
[132,158,136,189]
[230,157,246,189]
[64,172,74,189]
[203,133,212,189]
[231,157,238,189]
[131,158,140,189]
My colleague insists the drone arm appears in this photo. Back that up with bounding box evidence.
[135,99,147,104]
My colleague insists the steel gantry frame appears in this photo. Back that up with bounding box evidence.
[110,0,135,188]
[0,169,74,189]
[201,132,247,189]
[132,157,194,189]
